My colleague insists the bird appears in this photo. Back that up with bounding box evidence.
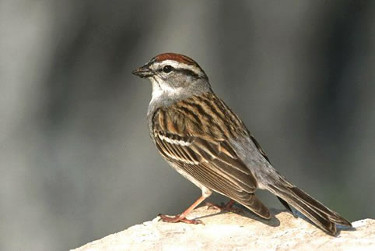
[132,52,352,235]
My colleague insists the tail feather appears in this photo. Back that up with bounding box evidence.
[277,196,294,215]
[290,186,351,226]
[268,179,351,235]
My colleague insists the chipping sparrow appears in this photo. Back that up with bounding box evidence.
[132,53,351,235]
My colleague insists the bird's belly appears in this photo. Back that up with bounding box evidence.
[168,161,212,197]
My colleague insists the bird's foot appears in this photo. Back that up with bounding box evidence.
[158,214,202,224]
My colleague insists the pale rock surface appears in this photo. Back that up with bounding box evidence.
[72,206,374,251]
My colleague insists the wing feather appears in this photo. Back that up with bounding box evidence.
[150,94,271,219]
[155,131,256,191]
[154,130,271,219]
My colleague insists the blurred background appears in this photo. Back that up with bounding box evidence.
[1,0,374,250]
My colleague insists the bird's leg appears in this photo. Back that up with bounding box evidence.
[222,199,236,210]
[205,199,234,210]
[206,199,243,213]
[159,195,207,224]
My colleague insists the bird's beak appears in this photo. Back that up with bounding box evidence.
[132,64,153,78]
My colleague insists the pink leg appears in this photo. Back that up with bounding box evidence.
[159,196,207,224]
[206,199,242,213]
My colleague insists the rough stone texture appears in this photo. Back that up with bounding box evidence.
[72,206,374,251]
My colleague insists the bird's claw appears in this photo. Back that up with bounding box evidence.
[158,214,202,224]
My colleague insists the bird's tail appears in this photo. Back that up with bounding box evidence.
[267,177,352,235]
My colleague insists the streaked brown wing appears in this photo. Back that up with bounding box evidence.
[153,130,271,219]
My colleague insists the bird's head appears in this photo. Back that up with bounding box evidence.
[133,53,212,103]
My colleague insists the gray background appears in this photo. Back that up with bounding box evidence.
[1,0,374,250]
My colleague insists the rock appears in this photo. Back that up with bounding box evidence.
[72,206,375,251]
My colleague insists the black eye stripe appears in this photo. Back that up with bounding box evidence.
[174,68,200,79]
[158,65,204,79]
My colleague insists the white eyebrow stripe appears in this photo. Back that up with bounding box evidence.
[157,60,202,76]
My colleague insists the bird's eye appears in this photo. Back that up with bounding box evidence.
[162,65,173,73]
